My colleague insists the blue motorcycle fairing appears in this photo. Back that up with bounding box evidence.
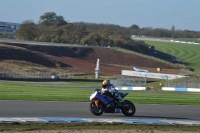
[93,93,115,106]
[120,92,128,98]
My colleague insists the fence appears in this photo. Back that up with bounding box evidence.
[110,77,146,87]
[1,70,199,88]
[0,71,74,79]
[165,77,200,88]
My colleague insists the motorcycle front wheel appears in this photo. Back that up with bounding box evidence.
[121,100,136,116]
[89,101,104,116]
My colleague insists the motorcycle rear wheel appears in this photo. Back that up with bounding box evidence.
[89,101,104,116]
[121,100,136,116]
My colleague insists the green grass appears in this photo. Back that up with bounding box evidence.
[144,40,200,72]
[0,81,200,105]
[0,81,101,101]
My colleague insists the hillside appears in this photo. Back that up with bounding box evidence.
[144,40,200,73]
[0,43,188,77]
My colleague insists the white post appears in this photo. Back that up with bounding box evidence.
[95,59,100,78]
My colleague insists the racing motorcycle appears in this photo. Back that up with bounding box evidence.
[89,88,136,116]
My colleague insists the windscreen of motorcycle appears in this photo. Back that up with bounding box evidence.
[90,91,97,100]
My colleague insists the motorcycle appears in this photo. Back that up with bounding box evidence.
[89,88,136,116]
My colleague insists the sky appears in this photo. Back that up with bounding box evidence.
[1,0,200,31]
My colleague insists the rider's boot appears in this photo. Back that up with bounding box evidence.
[106,104,111,108]
[119,96,124,102]
[117,96,124,106]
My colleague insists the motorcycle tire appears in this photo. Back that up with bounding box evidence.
[121,100,136,116]
[89,101,104,116]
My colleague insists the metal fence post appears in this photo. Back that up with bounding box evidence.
[165,76,168,87]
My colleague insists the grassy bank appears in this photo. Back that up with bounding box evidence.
[144,40,200,72]
[0,81,200,105]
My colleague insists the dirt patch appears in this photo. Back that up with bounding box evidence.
[0,43,187,76]
[47,55,132,76]
[47,55,182,76]
[86,48,175,69]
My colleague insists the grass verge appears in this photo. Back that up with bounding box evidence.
[0,123,200,132]
[0,80,200,105]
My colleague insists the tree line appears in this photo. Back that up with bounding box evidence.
[16,12,200,55]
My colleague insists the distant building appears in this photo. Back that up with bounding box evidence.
[0,21,21,34]
[0,25,15,34]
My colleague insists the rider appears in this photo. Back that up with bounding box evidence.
[102,79,124,103]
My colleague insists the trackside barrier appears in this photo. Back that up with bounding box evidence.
[162,87,200,92]
[110,78,146,88]
[116,87,146,90]
[0,117,200,125]
[170,40,200,45]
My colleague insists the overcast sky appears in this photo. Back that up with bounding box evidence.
[1,0,200,31]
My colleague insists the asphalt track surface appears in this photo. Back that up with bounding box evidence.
[0,101,200,120]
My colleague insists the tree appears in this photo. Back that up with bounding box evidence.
[39,12,56,26]
[98,29,109,37]
[129,24,140,35]
[171,25,176,38]
[171,25,175,32]
[130,24,140,29]
[54,16,67,26]
[39,12,67,26]
[16,20,37,41]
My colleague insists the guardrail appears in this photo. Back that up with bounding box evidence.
[170,40,200,45]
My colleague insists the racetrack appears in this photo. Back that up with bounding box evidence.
[0,101,199,120]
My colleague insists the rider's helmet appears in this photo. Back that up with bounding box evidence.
[102,80,110,88]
